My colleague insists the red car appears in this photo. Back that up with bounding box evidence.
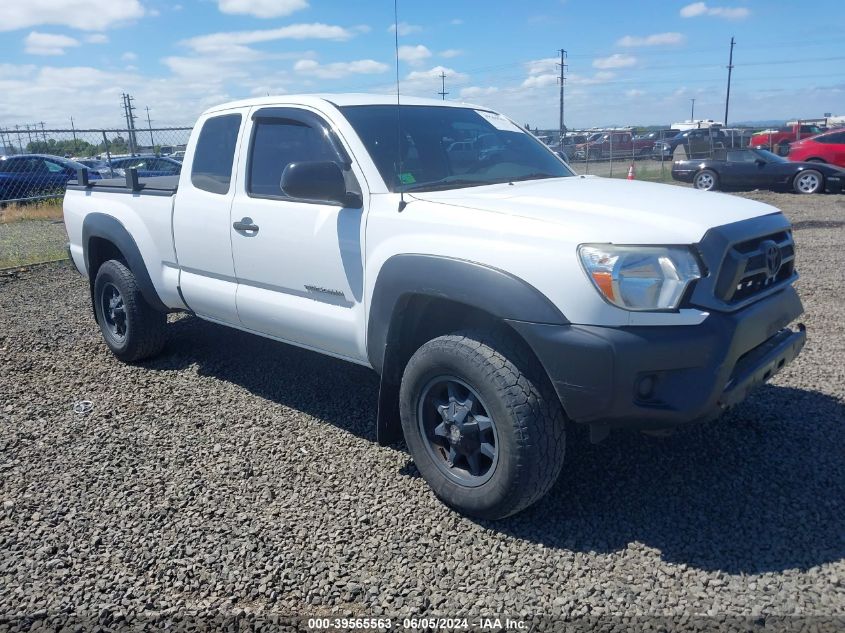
[749,123,824,154]
[787,129,845,168]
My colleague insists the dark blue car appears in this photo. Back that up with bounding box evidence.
[0,154,101,202]
[109,155,182,178]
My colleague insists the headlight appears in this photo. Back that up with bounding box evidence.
[578,244,701,311]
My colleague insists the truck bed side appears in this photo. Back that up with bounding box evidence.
[63,180,185,311]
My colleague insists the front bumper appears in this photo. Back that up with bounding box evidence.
[825,175,844,194]
[508,286,805,431]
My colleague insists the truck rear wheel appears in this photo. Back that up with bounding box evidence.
[399,329,566,519]
[93,259,166,362]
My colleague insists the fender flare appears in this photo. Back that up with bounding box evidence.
[82,212,168,312]
[367,254,568,444]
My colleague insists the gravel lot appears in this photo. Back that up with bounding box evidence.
[1,191,843,630]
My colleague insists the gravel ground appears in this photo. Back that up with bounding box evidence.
[1,191,843,630]
[0,220,67,269]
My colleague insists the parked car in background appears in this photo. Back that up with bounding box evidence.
[635,129,679,143]
[786,129,845,168]
[170,150,186,160]
[573,131,655,160]
[0,154,101,201]
[671,147,844,194]
[74,158,117,178]
[749,123,825,155]
[553,134,589,161]
[654,128,729,160]
[109,155,182,177]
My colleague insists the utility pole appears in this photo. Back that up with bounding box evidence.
[39,122,47,144]
[145,106,155,149]
[437,71,449,100]
[557,49,567,145]
[25,124,33,146]
[121,93,131,152]
[724,36,735,127]
[14,125,23,154]
[690,98,696,121]
[70,116,78,154]
[121,93,138,155]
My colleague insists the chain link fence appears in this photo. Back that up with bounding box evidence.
[551,127,758,181]
[547,120,835,182]
[0,127,192,204]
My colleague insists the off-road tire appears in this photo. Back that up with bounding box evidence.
[399,328,566,519]
[93,259,166,362]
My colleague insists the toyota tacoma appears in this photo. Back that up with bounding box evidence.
[63,95,806,519]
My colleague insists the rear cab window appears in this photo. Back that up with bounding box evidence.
[191,113,242,194]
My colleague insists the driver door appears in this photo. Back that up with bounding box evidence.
[229,107,368,362]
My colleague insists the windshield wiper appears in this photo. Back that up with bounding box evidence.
[400,178,493,193]
[506,172,558,183]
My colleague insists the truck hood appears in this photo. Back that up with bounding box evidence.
[408,175,781,244]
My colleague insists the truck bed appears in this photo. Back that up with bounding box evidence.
[67,175,178,197]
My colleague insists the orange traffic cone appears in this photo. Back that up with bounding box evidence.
[627,163,635,180]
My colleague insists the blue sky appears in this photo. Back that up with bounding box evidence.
[0,0,843,129]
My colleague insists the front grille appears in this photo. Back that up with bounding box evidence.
[714,230,795,304]
[688,214,797,313]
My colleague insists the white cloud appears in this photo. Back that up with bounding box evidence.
[439,49,462,59]
[616,32,685,47]
[460,86,498,99]
[1,0,145,32]
[398,45,432,66]
[626,89,646,97]
[182,23,356,55]
[121,52,137,62]
[294,58,389,79]
[680,2,750,19]
[592,53,636,69]
[521,74,557,89]
[84,33,109,44]
[218,0,308,19]
[24,32,80,56]
[405,66,467,82]
[450,19,463,26]
[525,57,558,76]
[388,22,421,35]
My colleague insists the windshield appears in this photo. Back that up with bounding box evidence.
[340,105,573,192]
[753,149,787,163]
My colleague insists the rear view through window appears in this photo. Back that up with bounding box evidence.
[191,113,242,194]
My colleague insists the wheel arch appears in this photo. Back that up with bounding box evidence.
[82,213,167,313]
[368,254,568,445]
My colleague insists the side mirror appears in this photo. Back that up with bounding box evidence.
[755,158,767,166]
[280,161,361,207]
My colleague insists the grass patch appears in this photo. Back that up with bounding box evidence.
[0,199,63,224]
[0,219,69,269]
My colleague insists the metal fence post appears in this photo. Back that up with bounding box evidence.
[609,132,614,178]
[101,131,114,178]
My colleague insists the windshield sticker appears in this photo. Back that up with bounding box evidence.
[475,110,523,133]
[398,172,416,184]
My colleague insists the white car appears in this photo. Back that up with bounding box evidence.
[63,94,806,518]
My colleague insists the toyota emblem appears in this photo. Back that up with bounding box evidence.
[762,241,782,279]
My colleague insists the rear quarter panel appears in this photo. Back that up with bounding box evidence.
[63,189,184,309]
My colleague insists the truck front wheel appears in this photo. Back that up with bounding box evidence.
[93,259,166,362]
[399,329,566,519]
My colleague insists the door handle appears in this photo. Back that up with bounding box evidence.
[233,217,259,233]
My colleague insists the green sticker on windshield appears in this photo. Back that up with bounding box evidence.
[398,172,416,184]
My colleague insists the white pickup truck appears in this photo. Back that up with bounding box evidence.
[64,94,806,519]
